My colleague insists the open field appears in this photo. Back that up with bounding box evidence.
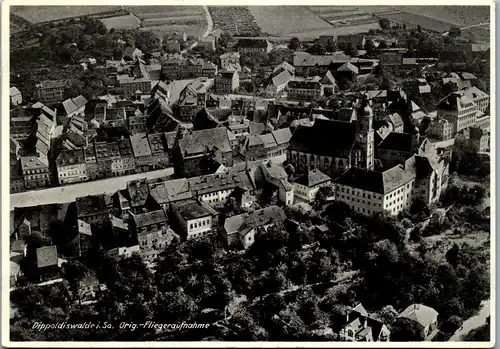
[11,6,121,23]
[128,5,206,38]
[380,12,460,33]
[282,22,380,40]
[391,6,490,28]
[248,6,331,35]
[461,26,491,44]
[100,14,140,30]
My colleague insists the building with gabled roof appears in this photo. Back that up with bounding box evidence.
[170,200,218,240]
[76,194,110,226]
[396,304,439,340]
[292,169,332,203]
[335,164,415,216]
[56,148,87,184]
[437,91,478,135]
[463,86,489,113]
[224,205,286,249]
[35,79,70,104]
[10,86,22,106]
[340,303,390,342]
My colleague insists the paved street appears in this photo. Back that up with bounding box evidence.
[449,299,490,341]
[10,167,174,210]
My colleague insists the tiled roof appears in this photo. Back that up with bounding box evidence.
[56,148,85,166]
[378,132,415,153]
[289,119,357,157]
[293,169,331,187]
[36,79,70,90]
[127,179,150,208]
[130,133,152,157]
[20,154,49,171]
[397,304,438,328]
[337,62,359,74]
[36,245,58,268]
[10,86,21,96]
[172,200,216,220]
[179,128,232,156]
[76,194,109,217]
[463,86,489,100]
[132,209,167,228]
[293,51,350,67]
[336,165,415,194]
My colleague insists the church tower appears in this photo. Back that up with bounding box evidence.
[356,96,375,170]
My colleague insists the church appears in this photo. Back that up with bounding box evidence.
[287,97,375,178]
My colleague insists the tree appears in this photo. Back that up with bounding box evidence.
[315,185,334,206]
[378,41,388,49]
[288,37,300,50]
[391,318,425,341]
[306,44,327,55]
[379,18,391,30]
[344,43,358,57]
[325,40,337,53]
[364,39,376,56]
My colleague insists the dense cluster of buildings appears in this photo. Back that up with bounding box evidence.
[9,27,490,334]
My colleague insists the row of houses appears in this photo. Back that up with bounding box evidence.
[56,132,170,185]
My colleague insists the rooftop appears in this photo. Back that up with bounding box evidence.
[130,133,153,157]
[293,169,331,187]
[172,200,217,220]
[56,148,85,166]
[397,304,439,328]
[76,194,109,218]
[132,209,167,229]
[179,128,232,157]
[336,165,415,195]
[36,245,58,268]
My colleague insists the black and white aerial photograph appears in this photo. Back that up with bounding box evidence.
[4,1,494,346]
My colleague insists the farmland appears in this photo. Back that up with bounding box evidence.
[100,15,140,30]
[248,6,330,36]
[381,12,459,33]
[209,7,262,36]
[391,6,490,28]
[128,6,207,38]
[11,6,121,24]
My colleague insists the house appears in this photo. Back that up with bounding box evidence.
[335,62,359,88]
[240,128,292,161]
[463,86,489,113]
[236,39,273,54]
[161,57,217,80]
[376,132,421,169]
[468,127,490,153]
[188,172,241,206]
[107,245,140,258]
[292,169,331,203]
[127,178,150,213]
[273,61,295,76]
[337,34,366,50]
[387,113,404,133]
[10,86,23,106]
[175,127,235,176]
[335,164,415,216]
[258,161,294,206]
[11,240,27,265]
[56,148,87,184]
[118,138,137,175]
[264,68,293,96]
[170,200,218,240]
[225,205,286,249]
[220,52,241,71]
[177,77,213,121]
[200,35,216,51]
[164,40,181,53]
[293,51,350,76]
[76,194,110,226]
[35,79,70,104]
[427,118,454,141]
[36,245,61,282]
[379,53,404,67]
[215,70,240,94]
[340,303,390,342]
[130,133,153,173]
[404,78,431,96]
[59,95,88,119]
[20,154,50,190]
[287,77,324,100]
[140,228,179,265]
[396,304,439,340]
[228,187,256,209]
[321,71,337,96]
[77,272,103,303]
[404,139,450,205]
[437,91,478,135]
[132,210,170,250]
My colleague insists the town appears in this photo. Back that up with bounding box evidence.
[8,5,491,343]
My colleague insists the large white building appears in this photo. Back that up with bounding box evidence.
[292,169,332,203]
[170,200,218,240]
[335,165,415,216]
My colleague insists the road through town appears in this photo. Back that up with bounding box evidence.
[10,167,174,210]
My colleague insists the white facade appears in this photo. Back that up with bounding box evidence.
[186,215,213,240]
[198,188,235,205]
[336,180,414,216]
[57,163,88,184]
